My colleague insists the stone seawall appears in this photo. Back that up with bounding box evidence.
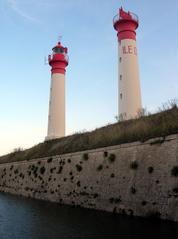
[0,135,178,221]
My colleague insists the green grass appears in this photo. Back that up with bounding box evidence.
[1,105,178,164]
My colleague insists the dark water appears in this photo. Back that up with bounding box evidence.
[0,193,177,239]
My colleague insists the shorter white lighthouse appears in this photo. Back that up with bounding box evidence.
[113,7,142,120]
[46,41,68,141]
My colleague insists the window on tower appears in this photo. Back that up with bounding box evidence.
[120,93,122,99]
[119,57,122,63]
[120,75,122,81]
[53,47,64,54]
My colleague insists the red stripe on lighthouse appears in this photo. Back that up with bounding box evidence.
[48,48,68,75]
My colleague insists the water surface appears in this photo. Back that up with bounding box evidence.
[0,193,177,239]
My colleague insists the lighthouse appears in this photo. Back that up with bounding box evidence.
[113,7,142,120]
[46,41,69,141]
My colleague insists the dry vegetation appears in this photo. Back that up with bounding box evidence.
[1,102,178,164]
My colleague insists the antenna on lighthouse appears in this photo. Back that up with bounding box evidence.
[58,35,62,43]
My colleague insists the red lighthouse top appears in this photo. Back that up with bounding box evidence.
[48,41,69,74]
[113,7,139,41]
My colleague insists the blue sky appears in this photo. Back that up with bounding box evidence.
[0,0,178,155]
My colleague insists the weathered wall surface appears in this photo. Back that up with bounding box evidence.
[0,135,178,221]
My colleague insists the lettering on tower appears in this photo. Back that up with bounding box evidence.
[122,46,137,55]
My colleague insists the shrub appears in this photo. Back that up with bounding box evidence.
[148,166,154,174]
[130,187,136,194]
[130,161,138,170]
[83,153,88,161]
[57,166,63,174]
[50,168,56,173]
[171,166,178,177]
[109,197,121,204]
[76,164,82,172]
[146,211,161,219]
[10,165,13,171]
[97,165,103,171]
[108,153,116,163]
[172,187,178,193]
[93,193,98,198]
[103,151,108,157]
[47,157,53,163]
[141,201,147,206]
[12,147,23,153]
[77,181,81,187]
[113,207,117,213]
[14,169,19,174]
[31,165,38,174]
[128,209,134,216]
[40,166,46,175]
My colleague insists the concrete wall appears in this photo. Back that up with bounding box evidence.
[0,134,178,221]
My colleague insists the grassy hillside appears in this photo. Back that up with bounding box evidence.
[1,105,178,164]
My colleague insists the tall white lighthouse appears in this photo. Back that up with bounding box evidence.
[46,41,69,141]
[113,7,142,120]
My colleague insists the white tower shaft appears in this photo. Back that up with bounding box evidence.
[46,73,65,140]
[119,39,142,119]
